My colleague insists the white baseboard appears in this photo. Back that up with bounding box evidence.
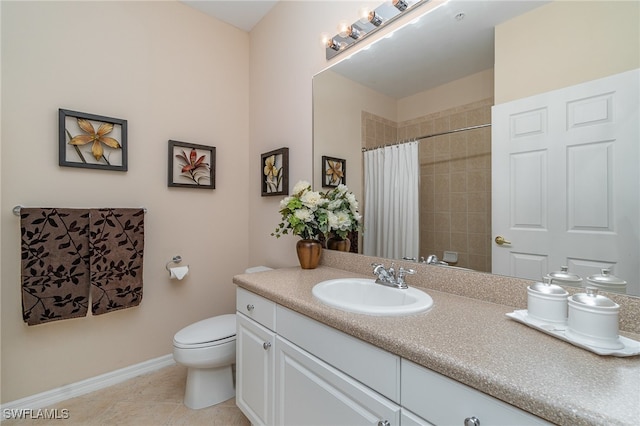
[1,354,175,413]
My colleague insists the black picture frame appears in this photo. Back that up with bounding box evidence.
[261,147,289,196]
[168,140,215,189]
[59,108,128,171]
[322,156,346,188]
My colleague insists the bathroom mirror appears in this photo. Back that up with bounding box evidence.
[312,0,640,296]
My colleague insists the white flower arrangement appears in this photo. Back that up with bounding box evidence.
[272,181,361,241]
[324,184,362,240]
[272,181,329,240]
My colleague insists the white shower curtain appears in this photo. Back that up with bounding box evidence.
[363,141,420,259]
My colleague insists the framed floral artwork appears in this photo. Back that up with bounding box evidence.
[59,109,128,171]
[261,147,288,196]
[168,140,215,189]
[322,156,346,188]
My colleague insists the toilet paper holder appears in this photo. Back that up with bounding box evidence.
[166,255,188,275]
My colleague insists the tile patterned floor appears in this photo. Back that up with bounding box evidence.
[3,364,251,426]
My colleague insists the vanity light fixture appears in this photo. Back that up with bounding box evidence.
[338,21,361,40]
[368,10,383,26]
[327,38,342,51]
[324,0,431,60]
[346,25,361,40]
[393,0,409,12]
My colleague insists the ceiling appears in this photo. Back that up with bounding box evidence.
[179,0,278,32]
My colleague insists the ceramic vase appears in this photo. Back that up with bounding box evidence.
[326,236,351,252]
[296,239,322,269]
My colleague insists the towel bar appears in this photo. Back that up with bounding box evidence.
[12,205,147,216]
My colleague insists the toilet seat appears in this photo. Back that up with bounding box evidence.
[173,314,236,349]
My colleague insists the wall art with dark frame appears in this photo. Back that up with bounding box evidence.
[59,108,128,171]
[168,140,215,189]
[261,147,289,196]
[322,156,346,188]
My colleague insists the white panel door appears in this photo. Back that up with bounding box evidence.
[492,69,639,295]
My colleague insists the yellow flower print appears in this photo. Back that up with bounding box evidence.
[69,118,121,163]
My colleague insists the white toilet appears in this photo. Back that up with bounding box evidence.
[172,314,237,409]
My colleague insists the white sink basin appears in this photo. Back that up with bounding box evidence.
[312,278,433,316]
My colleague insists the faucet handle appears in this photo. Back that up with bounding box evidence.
[395,267,415,288]
[388,262,396,272]
[398,267,416,277]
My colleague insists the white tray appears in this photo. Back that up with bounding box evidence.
[506,309,640,357]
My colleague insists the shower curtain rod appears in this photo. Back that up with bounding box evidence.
[361,123,491,152]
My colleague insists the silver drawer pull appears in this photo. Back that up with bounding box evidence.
[377,421,391,426]
[246,304,255,312]
[263,341,271,350]
[464,417,480,426]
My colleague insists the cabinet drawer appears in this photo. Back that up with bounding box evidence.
[277,306,400,403]
[401,360,550,426]
[236,288,276,331]
[401,408,434,426]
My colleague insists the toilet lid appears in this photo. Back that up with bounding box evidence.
[174,314,236,346]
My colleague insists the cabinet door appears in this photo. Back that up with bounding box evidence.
[236,313,275,426]
[275,336,400,426]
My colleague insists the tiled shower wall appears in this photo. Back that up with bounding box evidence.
[361,98,493,272]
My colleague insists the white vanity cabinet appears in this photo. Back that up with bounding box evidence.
[236,288,549,426]
[236,288,276,426]
[401,360,550,426]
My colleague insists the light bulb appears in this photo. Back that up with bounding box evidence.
[358,6,372,24]
[337,20,350,38]
[320,32,330,46]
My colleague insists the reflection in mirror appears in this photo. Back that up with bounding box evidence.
[313,0,640,296]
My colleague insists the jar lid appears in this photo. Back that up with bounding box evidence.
[586,268,626,286]
[545,266,582,284]
[570,287,618,308]
[529,281,568,295]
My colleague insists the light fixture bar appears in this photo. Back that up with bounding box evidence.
[325,0,430,60]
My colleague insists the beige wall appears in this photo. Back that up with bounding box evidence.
[247,0,446,268]
[313,70,397,212]
[495,1,640,104]
[248,1,362,268]
[1,1,249,402]
[398,69,494,121]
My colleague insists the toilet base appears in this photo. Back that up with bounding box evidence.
[184,365,235,409]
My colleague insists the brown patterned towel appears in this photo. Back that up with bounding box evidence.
[20,208,91,325]
[89,208,144,315]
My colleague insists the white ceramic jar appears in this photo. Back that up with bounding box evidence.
[545,266,583,286]
[586,268,627,294]
[527,281,568,324]
[566,287,623,350]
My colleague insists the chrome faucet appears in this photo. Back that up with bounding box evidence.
[423,255,449,266]
[402,255,449,266]
[371,262,416,289]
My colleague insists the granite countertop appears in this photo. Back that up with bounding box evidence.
[233,266,640,426]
